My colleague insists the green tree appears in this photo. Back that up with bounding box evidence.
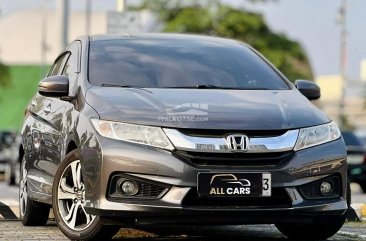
[0,62,10,88]
[134,1,313,82]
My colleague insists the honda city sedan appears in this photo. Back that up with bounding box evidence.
[19,34,348,241]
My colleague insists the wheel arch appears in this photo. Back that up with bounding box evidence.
[64,130,80,157]
[66,140,78,154]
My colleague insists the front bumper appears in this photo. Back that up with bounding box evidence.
[85,200,347,225]
[80,136,347,225]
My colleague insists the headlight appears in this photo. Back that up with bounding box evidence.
[294,121,341,151]
[90,119,174,150]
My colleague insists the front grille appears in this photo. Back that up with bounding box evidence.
[178,129,288,138]
[174,150,294,167]
[138,182,168,198]
[182,188,292,208]
[108,174,170,200]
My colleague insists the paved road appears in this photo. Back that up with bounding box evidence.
[351,183,366,204]
[0,182,365,240]
[0,221,365,241]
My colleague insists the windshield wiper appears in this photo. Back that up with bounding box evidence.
[196,84,235,89]
[100,83,140,88]
[163,84,268,90]
[100,83,268,91]
[100,83,152,93]
[162,84,237,89]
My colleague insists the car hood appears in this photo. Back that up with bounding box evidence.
[85,87,329,130]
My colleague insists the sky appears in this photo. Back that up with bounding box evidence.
[0,0,365,80]
[241,0,366,81]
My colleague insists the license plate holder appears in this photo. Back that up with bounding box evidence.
[197,173,271,197]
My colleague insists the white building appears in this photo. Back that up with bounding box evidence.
[316,75,366,130]
[0,8,159,65]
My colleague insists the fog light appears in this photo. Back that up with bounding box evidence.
[120,180,139,196]
[320,181,333,195]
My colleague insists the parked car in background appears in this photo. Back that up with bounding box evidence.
[0,131,19,181]
[4,133,21,185]
[354,130,366,147]
[0,131,12,173]
[19,34,348,241]
[342,131,366,192]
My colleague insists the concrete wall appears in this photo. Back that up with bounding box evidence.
[0,10,107,65]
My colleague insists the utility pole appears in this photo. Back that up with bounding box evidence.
[338,0,348,128]
[41,4,48,78]
[86,0,92,35]
[117,0,126,12]
[61,0,70,49]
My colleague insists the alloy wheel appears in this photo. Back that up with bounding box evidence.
[19,159,27,216]
[57,160,95,231]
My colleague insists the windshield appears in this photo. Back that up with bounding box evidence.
[88,38,290,90]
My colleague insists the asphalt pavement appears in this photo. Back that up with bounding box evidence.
[349,183,366,221]
[1,221,366,240]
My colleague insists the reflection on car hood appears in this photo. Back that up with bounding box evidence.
[85,87,329,130]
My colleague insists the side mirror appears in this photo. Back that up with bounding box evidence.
[295,80,320,100]
[38,75,69,97]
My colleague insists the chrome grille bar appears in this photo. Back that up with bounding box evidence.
[163,129,299,153]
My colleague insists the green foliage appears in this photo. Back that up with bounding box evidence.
[0,62,11,88]
[0,65,41,130]
[165,7,212,33]
[134,0,313,82]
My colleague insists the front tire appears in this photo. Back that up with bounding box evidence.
[19,156,50,226]
[52,150,120,241]
[275,216,345,240]
[276,182,349,240]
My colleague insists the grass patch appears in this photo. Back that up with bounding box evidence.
[0,65,46,130]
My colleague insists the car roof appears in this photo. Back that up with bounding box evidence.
[88,33,244,46]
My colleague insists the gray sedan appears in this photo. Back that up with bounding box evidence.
[19,34,348,241]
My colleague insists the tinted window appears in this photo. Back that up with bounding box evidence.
[63,41,81,94]
[342,132,363,146]
[88,38,290,90]
[63,57,72,76]
[49,53,70,76]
